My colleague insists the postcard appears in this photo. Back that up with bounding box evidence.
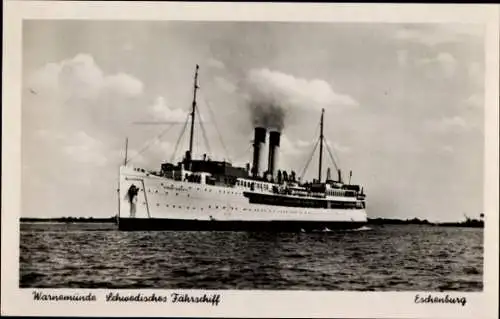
[2,1,499,318]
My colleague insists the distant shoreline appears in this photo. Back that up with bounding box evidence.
[367,217,484,228]
[19,217,484,228]
[20,217,116,224]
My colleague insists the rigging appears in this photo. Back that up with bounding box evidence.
[297,109,345,183]
[197,107,212,157]
[299,138,320,182]
[324,138,341,173]
[126,123,177,165]
[170,113,191,163]
[199,89,231,162]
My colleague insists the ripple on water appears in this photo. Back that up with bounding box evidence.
[19,223,483,290]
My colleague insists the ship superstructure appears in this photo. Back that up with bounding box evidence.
[117,65,367,231]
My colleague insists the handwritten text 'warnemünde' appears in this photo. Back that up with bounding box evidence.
[33,291,97,302]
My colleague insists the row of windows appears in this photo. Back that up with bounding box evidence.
[327,190,345,197]
[147,187,242,196]
[143,202,351,215]
[236,180,270,191]
[326,190,357,197]
[139,182,355,199]
[246,193,364,209]
[139,200,361,214]
[132,185,360,207]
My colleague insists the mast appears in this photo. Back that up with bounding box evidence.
[124,137,128,166]
[188,64,200,157]
[318,108,324,182]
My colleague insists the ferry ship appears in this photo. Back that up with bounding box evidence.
[117,65,368,231]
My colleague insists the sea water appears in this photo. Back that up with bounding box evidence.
[19,223,483,291]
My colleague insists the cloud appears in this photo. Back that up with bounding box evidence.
[148,96,189,122]
[123,140,174,168]
[206,58,225,69]
[22,53,152,217]
[425,116,468,133]
[467,62,484,87]
[296,139,313,148]
[395,24,483,46]
[280,134,303,156]
[332,142,351,154]
[239,68,358,131]
[35,128,109,167]
[395,28,444,46]
[27,53,143,100]
[122,42,134,52]
[438,116,467,130]
[105,73,144,97]
[272,134,302,170]
[442,145,454,153]
[418,52,457,78]
[243,68,358,111]
[124,149,147,166]
[35,129,65,142]
[149,141,175,164]
[397,50,409,67]
[214,76,237,93]
[465,93,484,109]
[63,131,108,166]
[24,52,149,149]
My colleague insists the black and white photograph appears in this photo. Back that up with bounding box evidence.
[2,2,499,318]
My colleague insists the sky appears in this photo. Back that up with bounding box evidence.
[21,20,485,221]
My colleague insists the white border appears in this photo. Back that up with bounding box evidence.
[2,2,499,318]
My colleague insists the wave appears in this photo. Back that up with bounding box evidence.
[350,226,372,232]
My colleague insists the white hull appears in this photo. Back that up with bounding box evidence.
[118,166,367,226]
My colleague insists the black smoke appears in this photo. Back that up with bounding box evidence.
[241,69,288,132]
[248,99,286,132]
